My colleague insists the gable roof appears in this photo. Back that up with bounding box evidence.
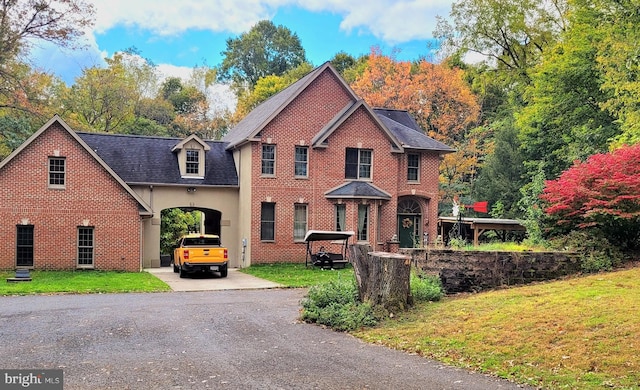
[171,134,211,152]
[222,62,359,150]
[311,100,405,152]
[325,181,392,200]
[77,132,238,187]
[0,115,153,216]
[374,108,455,153]
[221,61,454,155]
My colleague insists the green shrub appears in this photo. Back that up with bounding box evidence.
[549,230,624,273]
[411,271,444,302]
[448,237,468,249]
[301,278,377,331]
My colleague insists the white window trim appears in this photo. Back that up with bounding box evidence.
[48,156,66,189]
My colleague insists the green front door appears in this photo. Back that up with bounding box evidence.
[398,214,420,248]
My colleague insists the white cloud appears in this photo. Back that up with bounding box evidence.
[89,0,450,43]
[90,0,279,35]
[291,0,452,43]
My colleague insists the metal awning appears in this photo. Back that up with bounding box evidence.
[303,230,355,242]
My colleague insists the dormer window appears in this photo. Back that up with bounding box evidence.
[186,150,200,174]
[172,135,210,179]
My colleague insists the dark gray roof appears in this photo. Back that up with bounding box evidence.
[325,181,391,200]
[374,109,455,153]
[77,132,238,187]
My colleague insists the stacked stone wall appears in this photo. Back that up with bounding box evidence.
[404,249,581,293]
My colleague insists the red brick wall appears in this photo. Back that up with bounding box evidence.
[249,68,444,263]
[0,122,143,271]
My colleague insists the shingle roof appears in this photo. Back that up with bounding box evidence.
[77,132,238,187]
[325,181,392,200]
[374,108,455,153]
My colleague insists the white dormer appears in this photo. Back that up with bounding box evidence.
[172,134,211,179]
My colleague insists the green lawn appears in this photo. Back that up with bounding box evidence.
[239,262,355,287]
[0,270,171,295]
[353,267,640,390]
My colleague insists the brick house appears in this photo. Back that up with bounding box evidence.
[0,62,453,271]
[0,117,153,271]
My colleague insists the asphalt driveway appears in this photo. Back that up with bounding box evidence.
[0,289,531,390]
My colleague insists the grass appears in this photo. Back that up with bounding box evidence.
[453,241,549,252]
[239,262,355,287]
[0,270,171,295]
[351,267,640,390]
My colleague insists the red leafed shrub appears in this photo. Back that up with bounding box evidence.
[541,143,640,250]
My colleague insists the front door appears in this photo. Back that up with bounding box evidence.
[398,214,420,248]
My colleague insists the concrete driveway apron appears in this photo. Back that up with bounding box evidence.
[145,267,282,291]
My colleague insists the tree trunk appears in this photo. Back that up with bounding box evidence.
[349,244,412,314]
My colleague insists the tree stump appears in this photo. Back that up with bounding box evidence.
[349,244,412,314]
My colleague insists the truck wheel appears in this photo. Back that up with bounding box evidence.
[179,266,187,278]
[173,263,178,273]
[220,265,228,278]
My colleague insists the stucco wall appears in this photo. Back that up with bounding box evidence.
[132,185,240,268]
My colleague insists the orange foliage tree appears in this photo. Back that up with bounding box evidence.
[351,48,482,206]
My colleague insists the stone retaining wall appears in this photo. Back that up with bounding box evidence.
[405,249,581,293]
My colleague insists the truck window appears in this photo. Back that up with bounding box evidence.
[183,237,220,246]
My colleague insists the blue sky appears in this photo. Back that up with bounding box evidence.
[30,0,452,85]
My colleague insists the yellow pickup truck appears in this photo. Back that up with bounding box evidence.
[172,233,229,278]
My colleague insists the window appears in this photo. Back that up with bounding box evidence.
[48,157,65,187]
[294,146,308,177]
[377,204,383,242]
[183,237,221,246]
[294,204,307,241]
[16,225,34,267]
[357,204,369,241]
[407,153,420,182]
[186,150,200,175]
[335,204,346,231]
[77,227,94,267]
[262,144,276,176]
[345,148,372,179]
[261,202,275,241]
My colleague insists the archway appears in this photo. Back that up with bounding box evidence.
[159,207,222,266]
[397,198,422,248]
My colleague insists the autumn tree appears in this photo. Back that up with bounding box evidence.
[541,143,640,249]
[62,54,138,132]
[351,48,481,205]
[0,0,94,114]
[435,0,567,85]
[231,62,313,123]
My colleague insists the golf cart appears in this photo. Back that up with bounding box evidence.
[304,230,355,269]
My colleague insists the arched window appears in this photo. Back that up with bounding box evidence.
[397,199,421,214]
